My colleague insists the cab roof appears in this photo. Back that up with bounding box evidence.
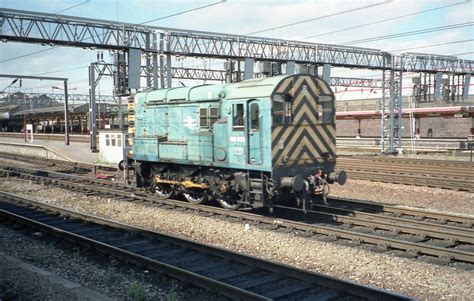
[138,75,293,103]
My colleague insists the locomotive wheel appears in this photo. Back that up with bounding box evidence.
[154,184,174,199]
[183,190,207,205]
[217,198,242,210]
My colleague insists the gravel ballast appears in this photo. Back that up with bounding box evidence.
[0,179,473,300]
[0,223,223,301]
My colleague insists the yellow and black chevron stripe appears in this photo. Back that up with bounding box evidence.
[128,98,135,146]
[271,75,336,167]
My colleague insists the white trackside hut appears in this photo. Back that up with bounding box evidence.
[98,129,130,169]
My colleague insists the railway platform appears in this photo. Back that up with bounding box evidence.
[0,136,98,164]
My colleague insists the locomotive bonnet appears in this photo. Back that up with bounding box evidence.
[129,74,346,210]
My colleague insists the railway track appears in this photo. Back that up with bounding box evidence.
[0,132,90,143]
[326,197,473,228]
[0,152,115,174]
[337,157,474,192]
[1,164,473,266]
[3,150,474,191]
[0,191,412,300]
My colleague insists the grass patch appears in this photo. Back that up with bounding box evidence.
[126,281,147,301]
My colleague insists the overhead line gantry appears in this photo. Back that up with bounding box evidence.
[1,7,473,153]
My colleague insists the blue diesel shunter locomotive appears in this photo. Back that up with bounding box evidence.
[129,74,346,210]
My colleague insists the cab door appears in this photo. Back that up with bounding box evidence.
[247,100,262,165]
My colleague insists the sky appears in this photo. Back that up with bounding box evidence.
[0,0,473,100]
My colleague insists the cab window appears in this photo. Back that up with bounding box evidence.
[250,103,259,130]
[232,103,244,130]
[272,94,292,125]
[319,96,334,124]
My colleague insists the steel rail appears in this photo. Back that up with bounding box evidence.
[0,151,115,172]
[274,204,474,244]
[1,158,472,228]
[342,168,474,181]
[338,161,474,178]
[4,147,474,191]
[340,157,474,168]
[1,166,473,264]
[0,133,91,143]
[2,160,472,228]
[338,161,474,176]
[0,191,412,301]
[327,197,474,227]
[337,157,474,191]
[342,170,474,192]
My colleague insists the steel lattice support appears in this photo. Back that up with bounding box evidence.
[0,8,153,51]
[395,53,472,74]
[164,32,388,69]
[2,8,472,73]
[329,77,383,88]
[2,8,474,155]
[86,63,386,87]
[0,74,70,145]
[380,54,390,153]
[380,55,403,154]
[88,63,98,152]
[1,92,114,103]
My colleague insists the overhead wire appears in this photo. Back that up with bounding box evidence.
[0,0,93,64]
[0,0,91,35]
[6,1,227,90]
[245,0,392,35]
[55,0,90,14]
[451,51,474,56]
[304,0,471,39]
[4,2,472,90]
[0,0,227,65]
[331,39,473,76]
[388,39,474,52]
[180,1,393,69]
[33,66,89,76]
[140,0,226,25]
[0,48,55,64]
[340,22,474,45]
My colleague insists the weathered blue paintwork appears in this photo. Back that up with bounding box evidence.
[133,74,339,179]
[132,76,285,172]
